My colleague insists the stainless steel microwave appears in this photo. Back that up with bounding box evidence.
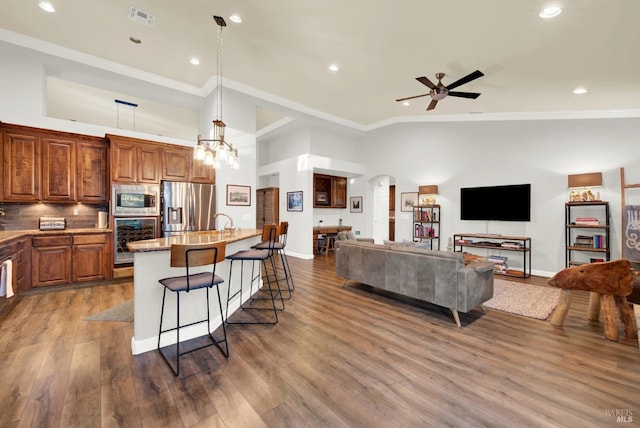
[111,184,160,216]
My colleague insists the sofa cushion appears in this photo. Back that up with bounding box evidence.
[388,244,464,263]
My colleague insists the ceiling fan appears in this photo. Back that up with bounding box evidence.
[396,70,484,111]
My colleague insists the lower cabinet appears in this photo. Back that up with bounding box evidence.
[15,238,31,292]
[31,233,111,288]
[72,234,110,282]
[31,236,73,287]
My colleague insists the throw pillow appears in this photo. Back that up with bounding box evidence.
[347,231,357,240]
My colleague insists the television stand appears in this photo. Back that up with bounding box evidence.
[453,233,531,278]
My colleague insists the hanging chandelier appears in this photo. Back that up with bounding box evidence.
[194,15,239,169]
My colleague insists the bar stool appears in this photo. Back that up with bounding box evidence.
[225,224,284,325]
[157,241,228,377]
[253,221,295,297]
[320,233,337,254]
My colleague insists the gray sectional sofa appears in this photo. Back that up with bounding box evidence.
[335,240,494,326]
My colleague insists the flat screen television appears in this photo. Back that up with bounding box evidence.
[460,184,531,221]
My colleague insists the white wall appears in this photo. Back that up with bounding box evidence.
[360,118,640,276]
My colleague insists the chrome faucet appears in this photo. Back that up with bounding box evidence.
[213,212,234,231]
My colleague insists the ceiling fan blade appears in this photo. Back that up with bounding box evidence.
[416,76,436,89]
[427,99,438,110]
[395,93,430,102]
[446,70,484,90]
[447,91,481,99]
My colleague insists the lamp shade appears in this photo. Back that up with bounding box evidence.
[568,172,602,188]
[419,185,439,195]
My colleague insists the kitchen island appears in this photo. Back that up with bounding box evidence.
[127,229,262,355]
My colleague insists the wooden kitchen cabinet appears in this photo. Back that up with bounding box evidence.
[77,138,109,203]
[110,139,137,182]
[137,145,161,184]
[31,232,112,288]
[72,233,111,282]
[2,131,41,201]
[42,137,76,202]
[161,145,191,182]
[108,134,161,184]
[15,238,31,292]
[191,157,216,184]
[1,123,108,204]
[31,235,73,287]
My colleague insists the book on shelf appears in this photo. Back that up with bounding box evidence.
[590,257,605,263]
[414,209,437,222]
[574,217,599,225]
[501,241,524,249]
[487,255,508,264]
[456,239,472,245]
[414,224,435,238]
[593,234,606,248]
[573,235,593,247]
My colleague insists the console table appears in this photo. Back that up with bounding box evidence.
[313,225,352,254]
[453,233,531,278]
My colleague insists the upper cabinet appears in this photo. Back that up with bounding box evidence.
[108,134,214,184]
[109,135,161,184]
[161,146,191,182]
[313,173,347,208]
[191,156,216,184]
[2,130,41,201]
[77,138,109,203]
[42,137,76,202]
[1,123,108,204]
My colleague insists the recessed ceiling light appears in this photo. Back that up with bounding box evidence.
[229,14,242,23]
[402,101,410,107]
[539,6,562,19]
[573,87,587,94]
[129,37,142,44]
[329,64,339,72]
[38,1,55,13]
[190,57,200,65]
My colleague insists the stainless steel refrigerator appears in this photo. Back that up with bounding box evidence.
[161,181,216,236]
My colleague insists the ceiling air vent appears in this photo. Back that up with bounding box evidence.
[128,6,155,27]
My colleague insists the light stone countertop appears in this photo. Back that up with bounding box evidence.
[126,229,263,253]
[0,228,112,246]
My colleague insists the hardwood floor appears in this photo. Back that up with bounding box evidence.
[1,255,639,427]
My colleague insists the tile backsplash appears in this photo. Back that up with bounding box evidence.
[0,203,108,230]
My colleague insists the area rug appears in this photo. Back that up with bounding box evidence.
[85,300,133,322]
[484,279,560,320]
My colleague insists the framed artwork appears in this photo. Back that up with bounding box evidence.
[287,191,303,212]
[226,185,251,206]
[400,192,418,212]
[315,191,329,205]
[350,196,363,213]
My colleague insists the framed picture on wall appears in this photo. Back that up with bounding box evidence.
[226,185,251,206]
[315,191,329,205]
[287,191,303,212]
[350,196,363,213]
[400,192,418,212]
